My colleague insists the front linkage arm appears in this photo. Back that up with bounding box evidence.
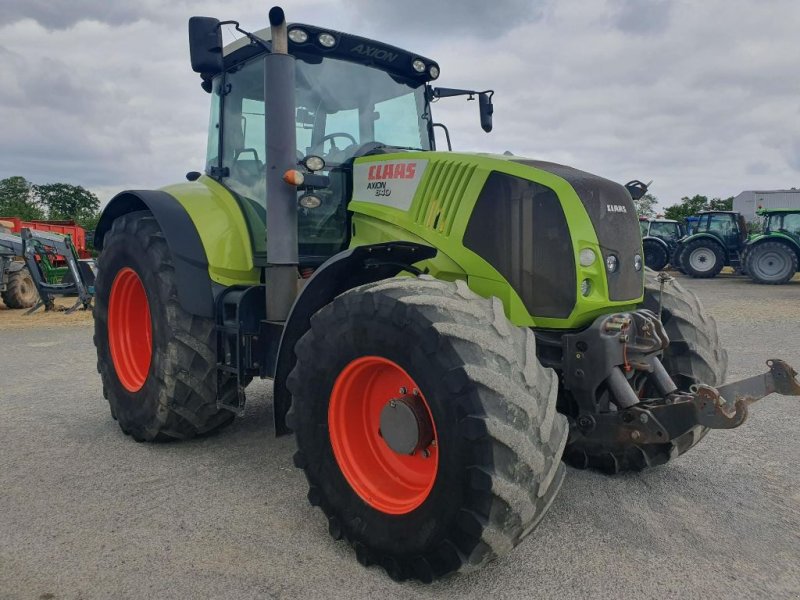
[692,359,800,429]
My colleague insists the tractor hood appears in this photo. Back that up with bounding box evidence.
[510,158,643,303]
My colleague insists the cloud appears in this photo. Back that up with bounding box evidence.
[611,0,673,35]
[0,0,798,211]
[347,0,551,37]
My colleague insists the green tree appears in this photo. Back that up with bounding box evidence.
[0,176,45,220]
[35,183,100,224]
[633,192,658,217]
[663,195,708,221]
[663,195,735,221]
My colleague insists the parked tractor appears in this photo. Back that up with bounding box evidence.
[672,210,749,278]
[639,217,684,271]
[91,9,800,582]
[742,208,800,284]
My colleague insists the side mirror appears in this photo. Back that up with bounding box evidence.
[189,16,223,74]
[479,92,493,133]
[625,180,649,201]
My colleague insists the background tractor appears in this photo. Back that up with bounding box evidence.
[672,210,748,277]
[91,8,800,582]
[639,217,684,271]
[742,208,800,284]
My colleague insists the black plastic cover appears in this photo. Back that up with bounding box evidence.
[464,172,576,319]
[514,160,643,302]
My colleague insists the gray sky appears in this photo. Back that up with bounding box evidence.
[1,0,798,209]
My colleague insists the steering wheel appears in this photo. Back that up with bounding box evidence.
[319,132,357,147]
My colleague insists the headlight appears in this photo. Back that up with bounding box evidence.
[606,254,618,273]
[579,248,596,267]
[302,155,325,172]
[298,194,322,209]
[429,65,440,79]
[412,59,426,73]
[581,279,592,296]
[288,29,308,43]
[634,254,643,271]
[318,32,337,48]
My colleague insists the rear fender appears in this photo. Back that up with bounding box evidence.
[272,242,437,435]
[95,190,214,318]
[682,232,728,258]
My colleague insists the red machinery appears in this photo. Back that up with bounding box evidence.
[0,218,91,259]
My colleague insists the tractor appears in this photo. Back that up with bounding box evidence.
[742,208,800,284]
[91,8,800,582]
[672,210,749,278]
[639,217,684,271]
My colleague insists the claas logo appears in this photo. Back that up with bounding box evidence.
[368,163,417,181]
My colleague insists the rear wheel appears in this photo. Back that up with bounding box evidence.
[564,268,728,474]
[94,211,236,442]
[288,277,568,582]
[681,239,725,278]
[1,265,38,309]
[746,241,797,285]
[642,240,668,271]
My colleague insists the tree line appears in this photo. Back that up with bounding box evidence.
[0,176,101,230]
[633,193,733,220]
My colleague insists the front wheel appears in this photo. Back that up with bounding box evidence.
[643,240,668,271]
[287,277,568,582]
[94,211,236,441]
[746,241,798,285]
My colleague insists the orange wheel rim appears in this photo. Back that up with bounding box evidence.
[328,356,438,515]
[108,267,152,392]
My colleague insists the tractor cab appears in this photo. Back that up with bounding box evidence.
[693,211,748,250]
[198,23,494,270]
[762,209,800,243]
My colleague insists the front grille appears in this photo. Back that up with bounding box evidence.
[464,172,576,319]
[412,159,476,235]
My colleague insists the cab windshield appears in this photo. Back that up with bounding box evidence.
[205,54,432,261]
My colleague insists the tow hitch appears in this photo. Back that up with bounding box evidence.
[692,359,800,429]
[560,309,800,448]
[573,359,800,447]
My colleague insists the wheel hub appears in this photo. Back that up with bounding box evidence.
[328,356,439,514]
[379,394,434,455]
[689,248,715,271]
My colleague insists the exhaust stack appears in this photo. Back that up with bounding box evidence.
[263,6,298,322]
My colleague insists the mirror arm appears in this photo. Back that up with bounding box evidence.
[432,123,452,151]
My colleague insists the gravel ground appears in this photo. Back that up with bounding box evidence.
[1,273,798,600]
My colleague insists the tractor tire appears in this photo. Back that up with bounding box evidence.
[670,245,686,273]
[1,266,38,309]
[93,210,236,442]
[642,240,668,271]
[287,276,568,582]
[745,241,798,285]
[564,268,728,474]
[681,238,725,278]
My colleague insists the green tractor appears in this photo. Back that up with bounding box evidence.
[743,208,800,284]
[92,8,800,582]
[672,210,749,278]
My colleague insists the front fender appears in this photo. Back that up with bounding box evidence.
[272,242,437,435]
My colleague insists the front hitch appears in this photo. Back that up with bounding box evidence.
[570,359,800,447]
[691,359,800,429]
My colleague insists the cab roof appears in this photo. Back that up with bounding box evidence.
[221,22,439,86]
